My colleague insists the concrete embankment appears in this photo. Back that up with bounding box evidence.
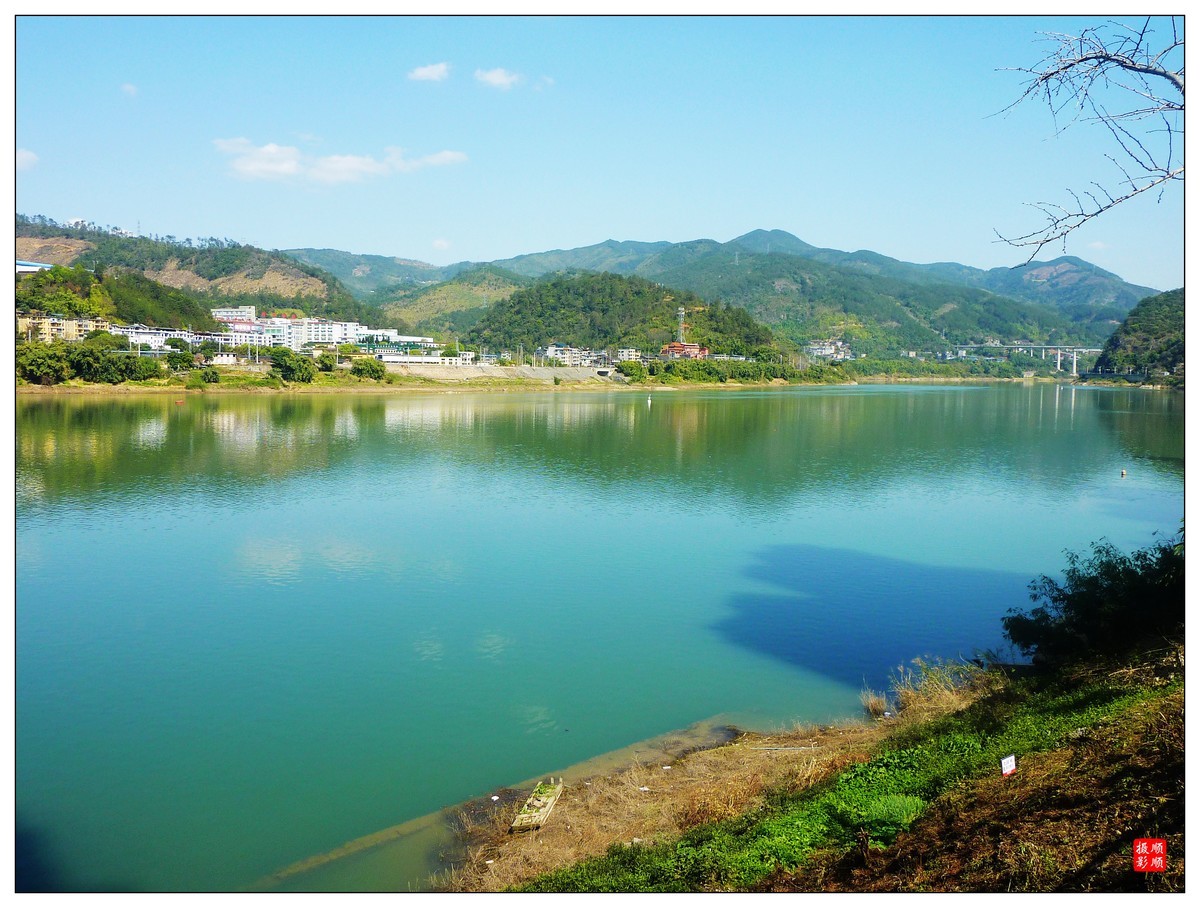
[383,363,622,383]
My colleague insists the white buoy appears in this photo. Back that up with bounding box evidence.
[1121,470,1127,477]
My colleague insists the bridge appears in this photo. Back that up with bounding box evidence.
[950,344,1103,377]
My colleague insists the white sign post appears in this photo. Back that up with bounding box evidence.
[1001,754,1017,776]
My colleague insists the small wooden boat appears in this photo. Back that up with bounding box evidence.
[509,778,563,833]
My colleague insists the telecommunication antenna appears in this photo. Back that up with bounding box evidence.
[677,306,686,343]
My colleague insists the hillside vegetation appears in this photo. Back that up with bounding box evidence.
[16,215,409,331]
[1091,288,1184,382]
[16,264,222,332]
[642,248,1093,353]
[282,247,452,296]
[288,228,1149,355]
[380,265,530,336]
[463,272,779,357]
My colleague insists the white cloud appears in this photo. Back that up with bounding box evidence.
[121,83,138,96]
[385,147,469,173]
[214,138,303,179]
[1087,241,1110,250]
[535,75,555,91]
[215,138,467,183]
[409,62,450,82]
[309,154,390,184]
[475,67,521,90]
[432,238,451,251]
[16,149,38,171]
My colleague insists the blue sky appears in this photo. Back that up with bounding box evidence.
[12,13,1185,290]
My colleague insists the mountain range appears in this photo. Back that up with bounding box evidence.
[287,229,1158,351]
[15,215,1164,354]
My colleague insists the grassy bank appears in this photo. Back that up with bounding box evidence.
[442,647,1183,893]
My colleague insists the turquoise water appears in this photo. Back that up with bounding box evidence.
[15,384,1183,891]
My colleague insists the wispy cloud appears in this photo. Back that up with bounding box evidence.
[309,154,390,184]
[121,82,138,97]
[387,148,469,172]
[214,138,467,183]
[432,238,451,251]
[16,148,38,171]
[409,62,450,82]
[475,67,521,90]
[214,138,303,179]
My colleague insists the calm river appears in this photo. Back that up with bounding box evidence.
[14,383,1183,891]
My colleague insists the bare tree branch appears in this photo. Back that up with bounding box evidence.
[997,16,1183,262]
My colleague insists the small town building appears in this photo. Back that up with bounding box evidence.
[17,314,111,343]
[659,341,709,359]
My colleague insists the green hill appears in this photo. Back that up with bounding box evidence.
[487,239,674,278]
[16,215,409,332]
[640,246,1098,354]
[1092,288,1184,381]
[294,228,1155,354]
[380,265,530,336]
[723,230,1157,324]
[465,272,779,356]
[281,247,458,296]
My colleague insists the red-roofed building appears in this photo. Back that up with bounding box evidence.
[660,341,709,359]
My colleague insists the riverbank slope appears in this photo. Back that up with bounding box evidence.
[444,645,1184,893]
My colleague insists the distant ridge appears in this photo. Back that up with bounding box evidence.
[288,229,1156,321]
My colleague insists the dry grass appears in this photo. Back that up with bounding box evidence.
[888,657,998,722]
[440,662,994,893]
[859,688,888,719]
[439,724,874,892]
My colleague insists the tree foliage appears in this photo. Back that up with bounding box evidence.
[1092,287,1184,378]
[15,340,164,384]
[268,347,316,382]
[466,271,780,356]
[15,265,115,319]
[350,357,387,380]
[1002,532,1184,664]
[16,215,410,332]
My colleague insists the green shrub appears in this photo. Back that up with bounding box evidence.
[350,357,387,380]
[16,341,71,385]
[616,360,648,382]
[268,347,316,382]
[1003,534,1184,664]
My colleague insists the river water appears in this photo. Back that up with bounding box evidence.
[14,384,1183,891]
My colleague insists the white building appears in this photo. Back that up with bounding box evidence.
[377,351,477,366]
[211,305,257,322]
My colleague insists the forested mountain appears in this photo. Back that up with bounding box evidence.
[15,263,224,332]
[725,229,1156,320]
[16,215,410,331]
[637,246,1100,353]
[1092,288,1184,378]
[281,247,457,296]
[25,213,1162,353]
[465,272,779,356]
[379,265,530,336]
[286,227,1154,352]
